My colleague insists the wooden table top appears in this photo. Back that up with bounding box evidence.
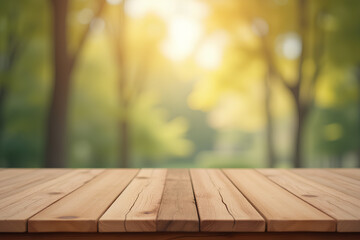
[0,168,360,234]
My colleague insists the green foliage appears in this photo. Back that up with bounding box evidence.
[0,0,359,168]
[130,93,193,166]
[0,0,193,168]
[189,0,360,167]
[0,0,50,167]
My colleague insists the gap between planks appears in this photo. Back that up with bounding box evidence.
[190,169,265,232]
[0,169,104,232]
[223,169,336,232]
[29,169,139,232]
[256,169,360,232]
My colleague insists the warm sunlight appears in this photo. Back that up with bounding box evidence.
[1,0,359,170]
[161,16,203,61]
[195,31,228,69]
[1,0,360,236]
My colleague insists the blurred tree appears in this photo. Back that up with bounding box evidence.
[356,65,360,167]
[253,20,277,168]
[244,0,360,167]
[189,0,280,167]
[322,0,360,166]
[0,0,49,167]
[1,0,358,169]
[262,0,327,167]
[105,1,193,167]
[107,0,131,167]
[45,0,105,167]
[0,1,23,162]
[190,0,360,168]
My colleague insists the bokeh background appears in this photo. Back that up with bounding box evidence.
[0,0,359,168]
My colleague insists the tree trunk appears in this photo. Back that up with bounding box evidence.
[293,95,307,168]
[357,103,360,168]
[292,0,307,168]
[356,65,360,167]
[0,13,21,165]
[264,73,276,167]
[45,0,106,167]
[45,0,70,167]
[119,116,129,168]
[0,86,7,165]
[117,0,130,168]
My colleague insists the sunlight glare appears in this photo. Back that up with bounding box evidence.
[195,31,228,69]
[123,0,208,62]
[125,0,208,20]
[276,32,302,60]
[106,0,123,5]
[161,16,203,61]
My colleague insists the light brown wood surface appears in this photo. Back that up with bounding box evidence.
[191,169,265,232]
[1,232,360,240]
[223,169,336,232]
[0,168,360,234]
[292,169,360,199]
[0,170,81,209]
[99,169,167,232]
[329,169,360,181]
[156,169,198,232]
[29,169,138,232]
[258,169,360,232]
[0,169,36,183]
[0,169,70,199]
[0,169,103,232]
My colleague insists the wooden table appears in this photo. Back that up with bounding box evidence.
[0,168,359,239]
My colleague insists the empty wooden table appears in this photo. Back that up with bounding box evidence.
[0,168,359,239]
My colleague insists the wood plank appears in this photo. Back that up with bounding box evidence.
[0,169,103,232]
[328,169,360,181]
[258,169,360,232]
[190,169,265,232]
[0,169,70,199]
[0,170,81,209]
[99,169,167,232]
[0,169,36,182]
[1,232,360,240]
[29,169,138,233]
[292,169,360,200]
[156,169,199,232]
[223,169,335,232]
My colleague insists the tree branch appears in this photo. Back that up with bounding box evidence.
[306,9,326,107]
[68,0,106,72]
[295,0,307,89]
[259,35,294,92]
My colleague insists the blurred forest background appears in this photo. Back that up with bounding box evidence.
[0,0,359,168]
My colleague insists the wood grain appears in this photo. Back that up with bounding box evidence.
[29,169,138,232]
[223,169,336,232]
[1,232,360,240]
[1,168,359,234]
[190,169,265,232]
[0,169,103,232]
[156,169,199,232]
[0,169,76,209]
[292,169,360,200]
[0,169,70,199]
[99,169,167,232]
[0,169,35,182]
[329,169,360,181]
[258,169,360,232]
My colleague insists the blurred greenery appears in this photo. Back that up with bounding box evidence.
[0,0,359,168]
